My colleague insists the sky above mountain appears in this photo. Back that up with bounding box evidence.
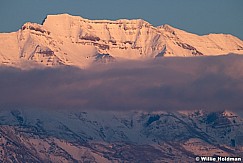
[0,0,243,40]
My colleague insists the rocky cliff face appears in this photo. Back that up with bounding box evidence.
[0,14,243,68]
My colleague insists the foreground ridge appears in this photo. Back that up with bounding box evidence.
[0,109,242,162]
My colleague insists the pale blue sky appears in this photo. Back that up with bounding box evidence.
[1,0,243,39]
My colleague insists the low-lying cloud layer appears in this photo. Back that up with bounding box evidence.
[1,55,243,112]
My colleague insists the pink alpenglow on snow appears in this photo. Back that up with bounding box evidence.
[0,14,243,68]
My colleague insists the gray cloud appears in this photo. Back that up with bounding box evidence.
[0,54,243,112]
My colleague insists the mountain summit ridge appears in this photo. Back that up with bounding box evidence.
[0,13,243,68]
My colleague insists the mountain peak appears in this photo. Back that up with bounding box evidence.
[43,13,151,29]
[0,14,243,68]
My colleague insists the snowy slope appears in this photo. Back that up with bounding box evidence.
[0,14,243,68]
[0,109,242,162]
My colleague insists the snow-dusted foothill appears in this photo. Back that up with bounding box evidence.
[0,109,242,162]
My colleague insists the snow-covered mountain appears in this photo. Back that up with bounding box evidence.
[1,14,243,162]
[0,14,243,68]
[0,109,242,162]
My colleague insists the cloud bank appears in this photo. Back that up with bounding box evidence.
[0,55,243,112]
